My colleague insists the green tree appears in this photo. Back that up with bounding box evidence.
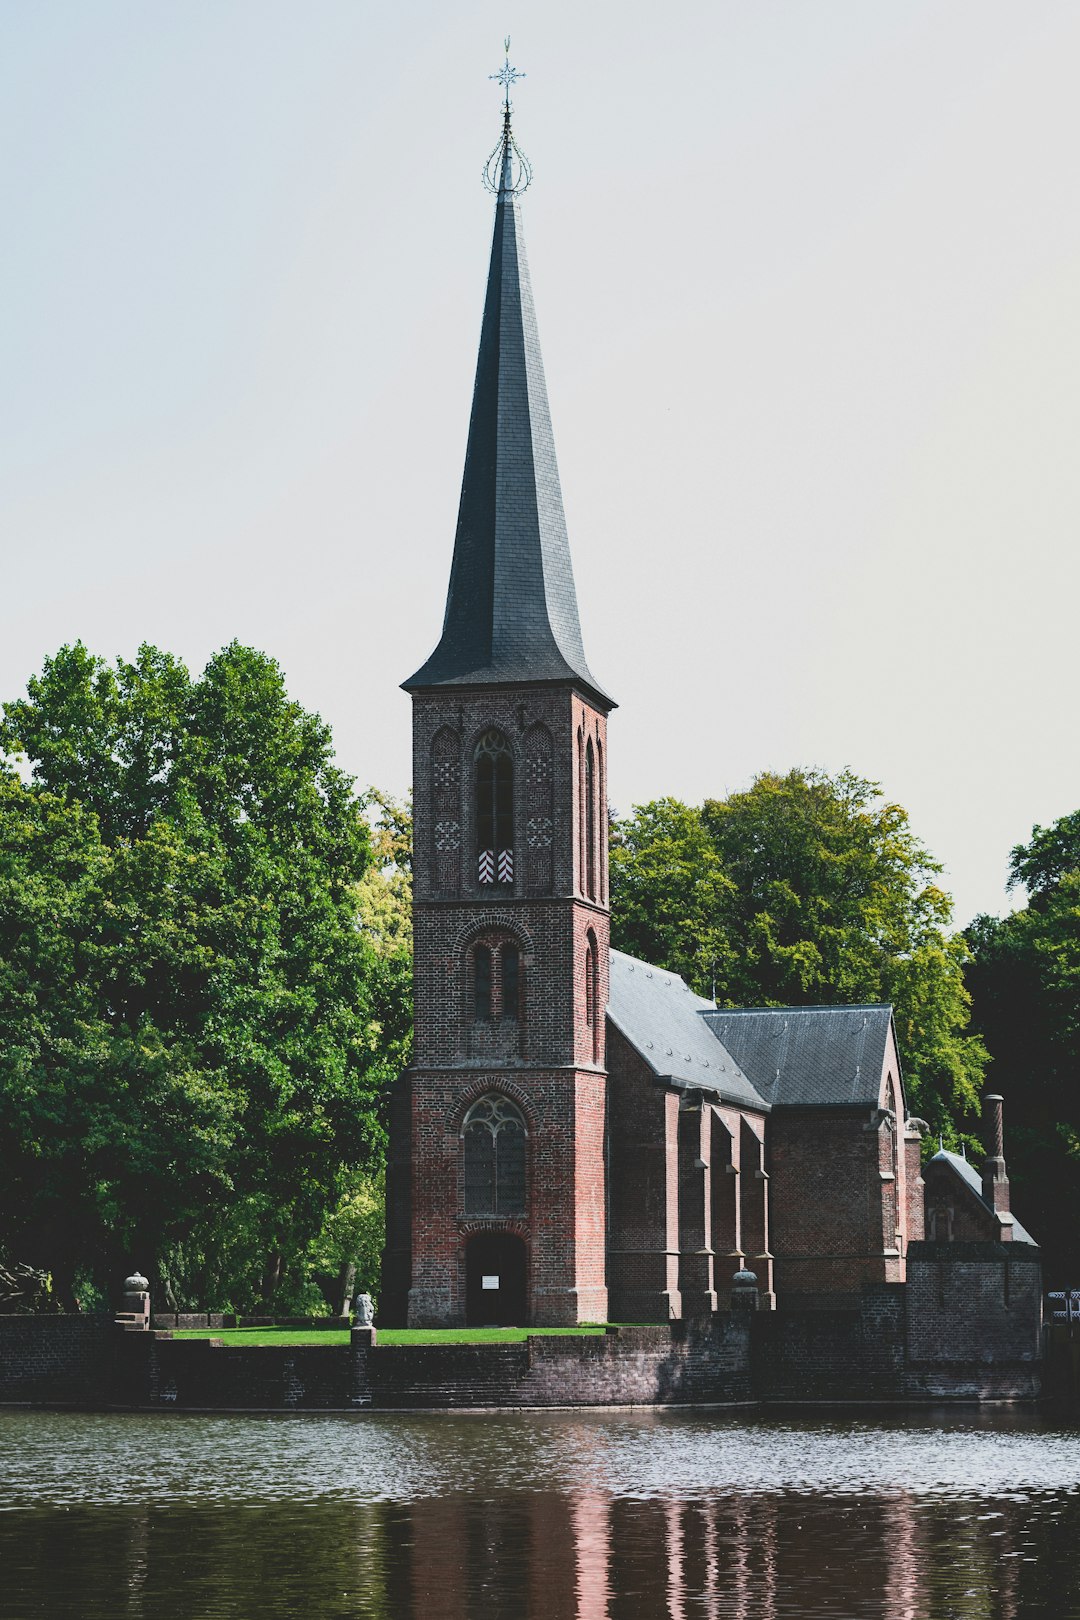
[611,769,985,1135]
[0,642,393,1310]
[966,811,1080,1281]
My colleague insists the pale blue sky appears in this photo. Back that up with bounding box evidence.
[3,3,1078,926]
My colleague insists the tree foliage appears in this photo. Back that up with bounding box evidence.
[0,642,398,1310]
[611,769,986,1134]
[966,811,1080,1281]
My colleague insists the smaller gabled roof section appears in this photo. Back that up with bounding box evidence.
[607,949,767,1110]
[704,1004,896,1109]
[929,1150,1037,1245]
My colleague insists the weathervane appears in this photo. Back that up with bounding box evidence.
[483,37,532,196]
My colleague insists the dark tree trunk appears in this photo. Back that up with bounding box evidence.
[338,1262,356,1318]
[261,1251,283,1309]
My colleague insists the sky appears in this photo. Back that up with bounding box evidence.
[2,2,1078,928]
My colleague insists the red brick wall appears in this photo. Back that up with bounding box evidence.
[387,681,612,1328]
[606,1026,681,1320]
[905,1133,926,1243]
[605,1028,772,1320]
[766,1038,921,1298]
[922,1161,1000,1243]
[768,1110,905,1295]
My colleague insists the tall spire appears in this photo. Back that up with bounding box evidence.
[403,49,612,711]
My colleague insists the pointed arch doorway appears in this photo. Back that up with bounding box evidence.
[465,1232,527,1326]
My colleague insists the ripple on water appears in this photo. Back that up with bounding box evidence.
[3,1411,1080,1619]
[1,1407,1080,1508]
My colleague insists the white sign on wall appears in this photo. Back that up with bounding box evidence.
[482,1275,500,1290]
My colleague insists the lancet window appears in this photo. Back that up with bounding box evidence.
[475,729,514,886]
[585,930,600,1063]
[462,1094,527,1215]
[585,737,597,900]
[469,938,522,1025]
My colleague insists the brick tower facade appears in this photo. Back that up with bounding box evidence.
[381,107,614,1327]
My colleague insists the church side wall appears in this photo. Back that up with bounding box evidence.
[767,1109,903,1297]
[606,1026,680,1321]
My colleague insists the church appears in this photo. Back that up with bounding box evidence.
[380,100,1033,1330]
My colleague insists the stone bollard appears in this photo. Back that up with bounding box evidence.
[730,1268,759,1313]
[115,1272,150,1331]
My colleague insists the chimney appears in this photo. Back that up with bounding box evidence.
[981,1093,1010,1215]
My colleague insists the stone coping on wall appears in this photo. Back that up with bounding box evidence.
[150,1314,352,1331]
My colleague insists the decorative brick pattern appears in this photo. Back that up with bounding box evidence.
[431,727,462,894]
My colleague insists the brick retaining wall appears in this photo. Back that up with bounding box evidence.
[107,1320,753,1411]
[357,1320,753,1410]
[752,1285,907,1402]
[1,1247,1045,1410]
[0,1315,114,1405]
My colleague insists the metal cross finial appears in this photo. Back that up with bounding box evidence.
[490,37,525,108]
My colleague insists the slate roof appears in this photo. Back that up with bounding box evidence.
[929,1150,1037,1245]
[606,949,767,1110]
[403,129,612,711]
[702,1004,896,1109]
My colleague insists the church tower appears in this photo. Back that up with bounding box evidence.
[381,78,614,1327]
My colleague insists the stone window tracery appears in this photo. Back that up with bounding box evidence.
[462,1093,527,1215]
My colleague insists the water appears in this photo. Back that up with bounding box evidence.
[1,1407,1079,1618]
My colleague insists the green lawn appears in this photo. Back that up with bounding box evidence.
[170,1325,610,1347]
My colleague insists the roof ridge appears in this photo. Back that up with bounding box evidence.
[707,1002,894,1015]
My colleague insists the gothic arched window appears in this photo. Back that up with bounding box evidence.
[577,725,585,892]
[596,737,606,902]
[585,737,597,900]
[475,730,514,886]
[585,930,600,1062]
[462,1094,527,1215]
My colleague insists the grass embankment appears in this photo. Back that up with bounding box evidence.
[171,1325,609,1347]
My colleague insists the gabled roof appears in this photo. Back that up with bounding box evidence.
[928,1150,1037,1245]
[403,127,612,712]
[607,949,767,1111]
[703,1004,896,1109]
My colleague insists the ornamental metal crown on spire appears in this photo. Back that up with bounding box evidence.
[483,38,531,196]
[402,46,612,711]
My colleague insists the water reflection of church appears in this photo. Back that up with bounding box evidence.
[368,1479,1035,1620]
[17,1448,1054,1619]
[380,98,1036,1331]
